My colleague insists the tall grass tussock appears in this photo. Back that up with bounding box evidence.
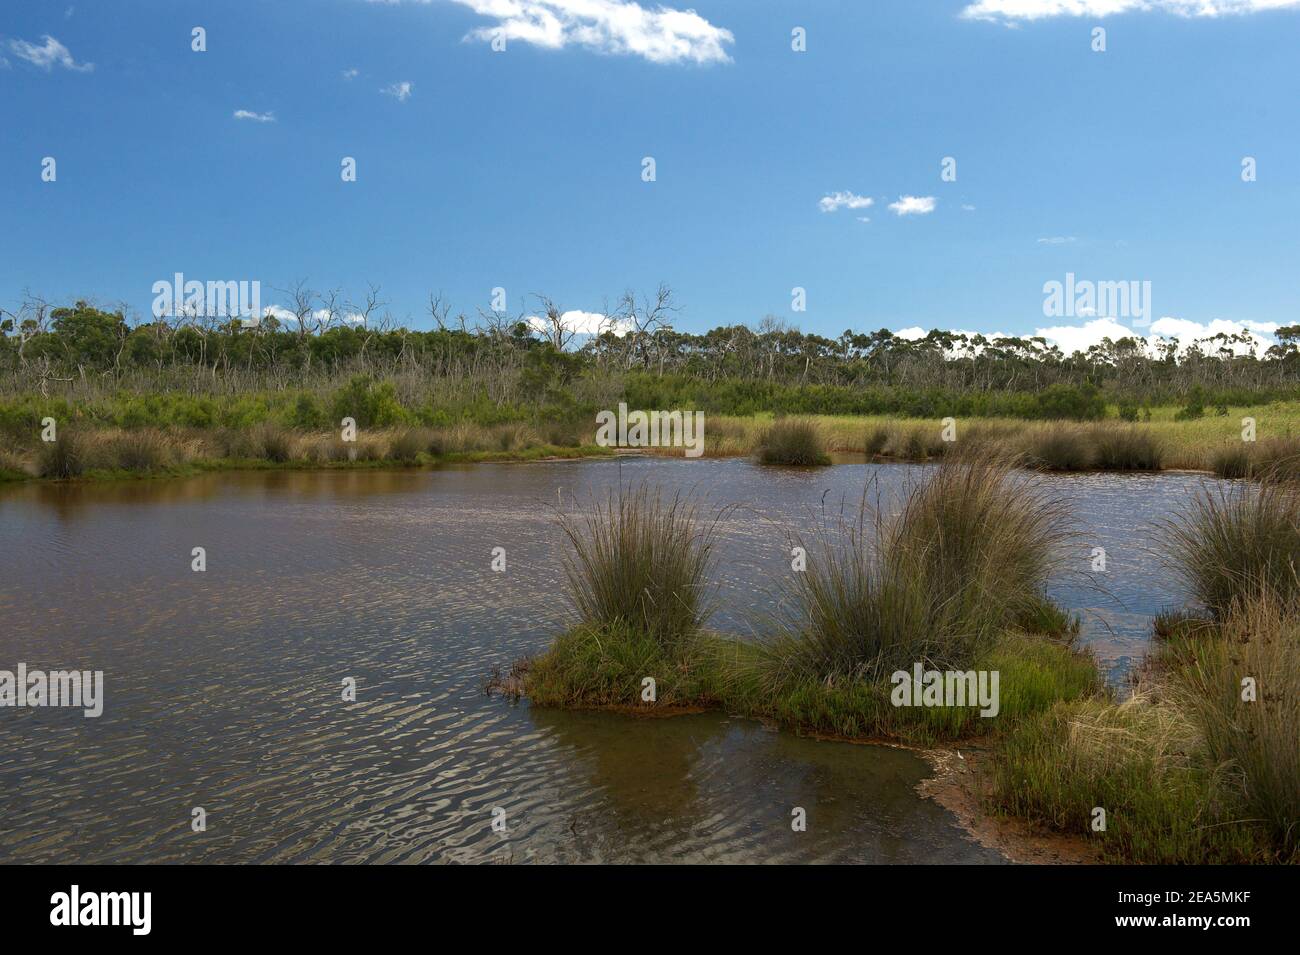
[756,418,830,466]
[1161,479,1300,616]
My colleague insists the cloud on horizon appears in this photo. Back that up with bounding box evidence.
[526,309,634,337]
[898,316,1280,357]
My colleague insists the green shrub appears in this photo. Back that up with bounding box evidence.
[329,375,408,428]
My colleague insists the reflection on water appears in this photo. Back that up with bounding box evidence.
[0,458,1216,863]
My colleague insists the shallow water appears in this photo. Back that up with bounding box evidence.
[0,458,1217,863]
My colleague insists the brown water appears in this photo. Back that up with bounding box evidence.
[0,458,1216,863]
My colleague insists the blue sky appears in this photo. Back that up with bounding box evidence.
[3,0,1299,353]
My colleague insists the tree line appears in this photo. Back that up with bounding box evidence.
[2,286,1297,412]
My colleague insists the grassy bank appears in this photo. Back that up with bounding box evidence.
[692,403,1300,474]
[6,407,1298,483]
[0,422,614,482]
[991,477,1300,863]
[511,461,1300,864]
[2,371,1298,482]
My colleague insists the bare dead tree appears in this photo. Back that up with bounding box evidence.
[532,295,577,351]
[615,283,678,370]
[427,292,452,332]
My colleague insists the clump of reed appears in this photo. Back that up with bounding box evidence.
[37,429,89,478]
[756,418,830,466]
[988,692,1263,863]
[990,594,1299,864]
[889,425,948,461]
[1025,428,1092,472]
[1252,436,1300,482]
[864,426,890,456]
[1160,479,1300,617]
[211,425,293,462]
[1210,444,1252,479]
[1090,426,1163,471]
[385,427,427,464]
[557,484,720,654]
[108,428,179,471]
[0,446,28,478]
[758,457,1073,689]
[1164,596,1300,860]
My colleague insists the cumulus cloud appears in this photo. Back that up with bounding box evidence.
[893,316,1279,358]
[8,35,93,72]
[381,81,413,101]
[233,109,276,123]
[888,195,937,216]
[1034,316,1278,356]
[259,306,366,326]
[961,0,1300,22]
[819,191,874,213]
[526,309,634,337]
[447,0,734,64]
[342,67,359,79]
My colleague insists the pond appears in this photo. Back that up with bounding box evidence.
[0,458,1215,863]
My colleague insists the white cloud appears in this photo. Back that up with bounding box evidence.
[342,67,359,79]
[819,191,874,213]
[382,81,413,101]
[8,35,93,72]
[233,109,276,123]
[962,0,1300,22]
[1034,316,1278,356]
[888,195,937,216]
[445,0,734,64]
[962,204,977,212]
[894,316,1279,358]
[1149,316,1278,354]
[260,306,367,326]
[1037,235,1076,244]
[526,309,634,337]
[1033,316,1138,355]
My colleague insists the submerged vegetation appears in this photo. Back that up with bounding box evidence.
[515,461,1300,864]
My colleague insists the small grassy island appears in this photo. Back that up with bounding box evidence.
[506,455,1299,865]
